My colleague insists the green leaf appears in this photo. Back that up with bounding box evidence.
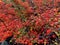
[22,0,25,2]
[2,0,11,4]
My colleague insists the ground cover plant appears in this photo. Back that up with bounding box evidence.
[0,0,60,45]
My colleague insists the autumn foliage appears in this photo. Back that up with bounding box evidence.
[0,0,60,45]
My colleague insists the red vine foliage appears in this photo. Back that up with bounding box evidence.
[0,0,60,45]
[0,2,23,42]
